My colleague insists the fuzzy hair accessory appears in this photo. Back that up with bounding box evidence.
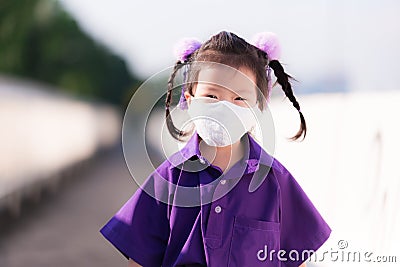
[250,31,281,61]
[173,37,202,63]
[173,37,202,109]
[250,31,282,96]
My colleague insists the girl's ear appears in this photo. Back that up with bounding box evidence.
[184,90,192,104]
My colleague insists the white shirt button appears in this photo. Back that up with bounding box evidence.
[220,179,226,185]
[214,205,222,213]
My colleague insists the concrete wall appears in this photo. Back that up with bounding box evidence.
[0,75,121,216]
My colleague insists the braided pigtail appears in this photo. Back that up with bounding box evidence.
[250,31,306,141]
[269,60,306,141]
[165,38,202,141]
[165,60,190,141]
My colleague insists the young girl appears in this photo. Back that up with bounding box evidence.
[100,31,331,267]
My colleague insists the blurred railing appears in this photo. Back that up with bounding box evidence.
[0,75,121,217]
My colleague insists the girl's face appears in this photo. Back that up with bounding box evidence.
[185,65,258,108]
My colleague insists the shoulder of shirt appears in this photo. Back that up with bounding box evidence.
[152,157,174,174]
[269,155,293,178]
[268,156,308,194]
[146,154,183,184]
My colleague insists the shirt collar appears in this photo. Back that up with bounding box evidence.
[168,130,274,171]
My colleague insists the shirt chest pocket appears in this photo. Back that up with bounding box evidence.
[228,216,281,267]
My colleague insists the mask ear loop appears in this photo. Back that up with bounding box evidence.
[178,64,189,110]
[266,65,272,103]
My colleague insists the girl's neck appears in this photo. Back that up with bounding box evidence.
[199,137,245,173]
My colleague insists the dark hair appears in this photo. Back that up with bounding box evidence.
[165,31,306,142]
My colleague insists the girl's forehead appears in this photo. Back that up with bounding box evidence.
[195,65,257,95]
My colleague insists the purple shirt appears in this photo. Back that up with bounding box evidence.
[100,131,331,266]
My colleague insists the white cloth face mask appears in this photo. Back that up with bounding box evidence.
[187,97,262,147]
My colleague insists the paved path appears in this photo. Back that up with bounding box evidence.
[0,145,146,267]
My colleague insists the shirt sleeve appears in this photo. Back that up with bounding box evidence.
[275,162,332,267]
[99,164,171,266]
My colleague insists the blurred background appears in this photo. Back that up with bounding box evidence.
[0,0,399,266]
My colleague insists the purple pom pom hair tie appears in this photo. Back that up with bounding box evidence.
[173,37,202,110]
[173,37,202,63]
[250,32,281,61]
[250,32,282,101]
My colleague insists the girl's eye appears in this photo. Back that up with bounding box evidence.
[235,97,246,101]
[206,95,218,99]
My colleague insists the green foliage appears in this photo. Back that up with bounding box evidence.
[0,0,140,106]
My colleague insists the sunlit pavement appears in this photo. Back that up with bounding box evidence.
[0,144,140,267]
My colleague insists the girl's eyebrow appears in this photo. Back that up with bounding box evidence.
[202,84,252,94]
[201,84,221,90]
